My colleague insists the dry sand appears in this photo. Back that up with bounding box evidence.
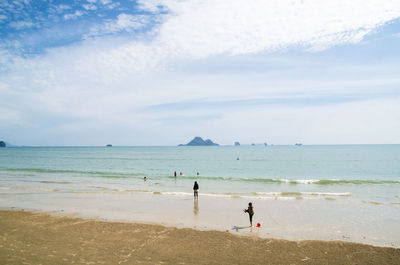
[0,210,399,265]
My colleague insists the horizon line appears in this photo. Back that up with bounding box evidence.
[1,143,399,148]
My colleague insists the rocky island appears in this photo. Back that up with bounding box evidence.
[0,141,5,147]
[179,137,219,146]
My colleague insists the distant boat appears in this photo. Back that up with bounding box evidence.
[106,144,112,147]
[295,143,302,146]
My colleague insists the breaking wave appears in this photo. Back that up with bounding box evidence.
[1,167,399,185]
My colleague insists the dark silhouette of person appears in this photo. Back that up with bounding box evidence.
[193,181,199,199]
[244,202,254,226]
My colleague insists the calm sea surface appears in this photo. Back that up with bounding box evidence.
[1,145,399,203]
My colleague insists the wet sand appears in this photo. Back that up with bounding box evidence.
[1,210,399,265]
[2,191,399,247]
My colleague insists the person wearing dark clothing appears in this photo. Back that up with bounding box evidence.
[244,202,254,226]
[193,181,199,199]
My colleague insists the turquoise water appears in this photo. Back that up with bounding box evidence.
[1,145,399,203]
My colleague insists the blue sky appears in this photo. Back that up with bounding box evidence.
[1,0,400,146]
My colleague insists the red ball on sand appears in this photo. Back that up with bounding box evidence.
[257,223,261,227]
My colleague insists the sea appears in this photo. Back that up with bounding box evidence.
[1,145,399,246]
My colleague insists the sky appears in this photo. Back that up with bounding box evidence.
[1,0,400,146]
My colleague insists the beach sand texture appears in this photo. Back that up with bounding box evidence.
[1,210,399,265]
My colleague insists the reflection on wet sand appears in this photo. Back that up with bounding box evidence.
[193,199,199,215]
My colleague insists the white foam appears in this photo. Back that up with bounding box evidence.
[162,191,193,196]
[254,191,351,197]
[294,179,321,184]
[275,196,297,200]
[302,192,351,196]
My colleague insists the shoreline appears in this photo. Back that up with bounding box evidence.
[1,209,400,265]
[1,190,399,248]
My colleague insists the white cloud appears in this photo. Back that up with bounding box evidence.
[0,107,25,127]
[78,0,400,72]
[205,98,400,145]
[150,0,400,57]
[1,47,399,144]
[0,14,8,22]
[63,10,84,21]
[100,0,112,5]
[54,4,71,13]
[1,0,400,145]
[9,20,35,29]
[89,13,152,37]
[83,4,97,11]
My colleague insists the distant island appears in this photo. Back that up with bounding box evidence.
[234,141,240,146]
[179,137,219,146]
[0,141,17,147]
[106,144,112,147]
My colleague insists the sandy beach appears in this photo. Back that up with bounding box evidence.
[1,210,399,265]
[1,190,399,248]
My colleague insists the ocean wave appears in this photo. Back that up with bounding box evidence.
[40,180,72,184]
[253,191,351,196]
[84,188,350,200]
[169,175,400,185]
[0,167,144,179]
[1,185,393,203]
[1,167,399,185]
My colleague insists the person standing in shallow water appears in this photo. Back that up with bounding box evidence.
[193,181,199,199]
[244,202,254,227]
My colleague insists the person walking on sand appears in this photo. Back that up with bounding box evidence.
[244,202,254,226]
[193,181,199,199]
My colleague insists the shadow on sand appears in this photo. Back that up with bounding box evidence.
[231,225,251,232]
